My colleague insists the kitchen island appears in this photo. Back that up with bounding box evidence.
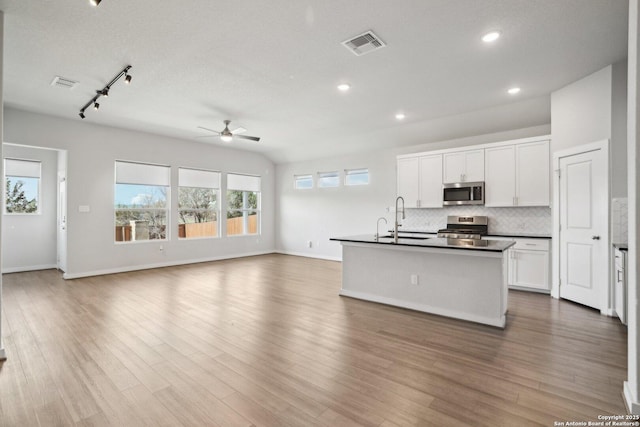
[330,235,515,328]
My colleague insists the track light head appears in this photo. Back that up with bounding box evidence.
[102,88,109,97]
[94,102,100,110]
[124,74,132,84]
[89,0,101,6]
[79,112,86,119]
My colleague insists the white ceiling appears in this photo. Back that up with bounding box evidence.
[0,0,629,163]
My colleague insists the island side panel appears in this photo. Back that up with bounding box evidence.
[340,243,507,328]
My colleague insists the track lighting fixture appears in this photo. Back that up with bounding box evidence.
[89,0,102,6]
[78,65,132,119]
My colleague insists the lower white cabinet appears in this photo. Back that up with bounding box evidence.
[488,237,551,292]
[614,248,627,324]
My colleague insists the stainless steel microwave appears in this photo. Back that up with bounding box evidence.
[443,181,485,205]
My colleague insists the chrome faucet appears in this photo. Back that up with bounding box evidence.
[375,217,388,241]
[394,196,405,243]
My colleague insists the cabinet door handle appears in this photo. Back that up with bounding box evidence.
[617,270,622,282]
[592,236,601,240]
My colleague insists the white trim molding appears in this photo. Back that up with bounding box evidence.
[2,263,57,274]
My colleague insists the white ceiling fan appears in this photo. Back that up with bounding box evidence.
[197,120,261,142]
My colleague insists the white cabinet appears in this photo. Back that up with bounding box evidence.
[508,239,550,292]
[614,248,627,324]
[485,140,550,207]
[397,157,420,208]
[397,154,443,208]
[443,150,484,183]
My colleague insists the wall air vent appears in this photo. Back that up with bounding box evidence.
[342,30,386,56]
[50,76,79,90]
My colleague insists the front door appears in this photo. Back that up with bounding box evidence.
[559,148,607,310]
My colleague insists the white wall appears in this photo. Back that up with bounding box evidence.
[551,65,613,152]
[275,124,550,260]
[2,144,58,272]
[625,0,639,415]
[613,59,629,198]
[4,108,276,278]
[551,60,629,197]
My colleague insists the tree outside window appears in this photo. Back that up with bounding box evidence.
[5,177,38,213]
[114,161,170,242]
[4,158,41,214]
[226,173,260,236]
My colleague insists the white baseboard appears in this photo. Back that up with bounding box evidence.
[274,250,342,262]
[2,264,58,274]
[62,251,276,279]
[624,381,640,414]
[339,289,506,328]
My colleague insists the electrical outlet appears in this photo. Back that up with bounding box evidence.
[410,274,419,285]
[159,245,164,251]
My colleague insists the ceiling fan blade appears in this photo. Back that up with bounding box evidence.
[197,126,221,134]
[235,134,261,142]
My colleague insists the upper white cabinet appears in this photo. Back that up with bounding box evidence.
[443,149,484,183]
[397,135,550,209]
[485,140,550,207]
[397,154,443,208]
[516,140,550,206]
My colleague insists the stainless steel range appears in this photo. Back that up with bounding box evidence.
[437,216,488,240]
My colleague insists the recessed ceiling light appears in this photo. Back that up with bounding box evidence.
[508,87,521,95]
[337,83,351,92]
[395,113,406,120]
[482,31,501,43]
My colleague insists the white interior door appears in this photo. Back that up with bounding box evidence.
[559,149,607,310]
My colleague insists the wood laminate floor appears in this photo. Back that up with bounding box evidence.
[0,254,629,426]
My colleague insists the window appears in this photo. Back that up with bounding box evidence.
[4,158,41,214]
[345,168,369,186]
[115,161,170,242]
[317,171,340,188]
[178,168,220,239]
[227,173,260,236]
[294,174,313,189]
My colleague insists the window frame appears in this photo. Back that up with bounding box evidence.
[177,167,221,240]
[226,173,261,237]
[3,158,42,215]
[294,174,313,190]
[114,160,171,244]
[317,171,340,188]
[344,168,370,186]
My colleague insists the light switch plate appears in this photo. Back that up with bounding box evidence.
[78,205,90,213]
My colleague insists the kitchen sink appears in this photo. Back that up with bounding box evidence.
[379,235,430,240]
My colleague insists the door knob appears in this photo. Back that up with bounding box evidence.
[592,236,600,240]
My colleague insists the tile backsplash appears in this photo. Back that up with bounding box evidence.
[400,206,552,236]
[612,197,628,243]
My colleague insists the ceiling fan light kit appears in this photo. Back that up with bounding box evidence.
[197,120,261,143]
[79,65,132,120]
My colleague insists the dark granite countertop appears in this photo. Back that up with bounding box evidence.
[394,230,552,239]
[330,234,515,253]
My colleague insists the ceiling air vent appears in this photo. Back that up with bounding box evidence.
[50,76,79,90]
[342,30,386,56]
